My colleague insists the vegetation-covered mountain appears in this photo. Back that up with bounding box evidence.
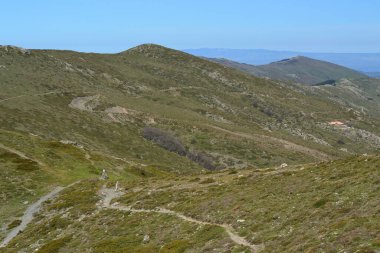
[209,56,380,119]
[2,44,378,171]
[210,56,367,85]
[0,44,379,252]
[184,48,380,73]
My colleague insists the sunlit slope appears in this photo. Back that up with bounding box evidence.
[3,154,379,252]
[1,44,379,172]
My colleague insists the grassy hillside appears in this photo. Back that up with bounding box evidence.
[0,128,170,242]
[209,56,380,119]
[0,44,379,250]
[1,44,379,172]
[312,78,380,118]
[2,154,379,252]
[210,56,367,85]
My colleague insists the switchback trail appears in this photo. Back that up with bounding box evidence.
[0,186,65,248]
[99,187,260,252]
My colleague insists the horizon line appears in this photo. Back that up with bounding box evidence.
[182,47,380,55]
[2,43,380,55]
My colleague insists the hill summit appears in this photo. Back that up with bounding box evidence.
[121,43,196,61]
[124,43,168,52]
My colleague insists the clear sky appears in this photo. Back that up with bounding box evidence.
[1,0,380,53]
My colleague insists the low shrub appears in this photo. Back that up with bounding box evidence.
[7,219,21,230]
[199,178,216,184]
[187,151,216,170]
[36,236,72,253]
[142,127,216,170]
[142,127,186,156]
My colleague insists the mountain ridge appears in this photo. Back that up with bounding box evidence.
[184,48,380,72]
[209,56,367,85]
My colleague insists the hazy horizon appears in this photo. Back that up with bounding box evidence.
[2,0,380,53]
[2,44,380,55]
[182,47,380,54]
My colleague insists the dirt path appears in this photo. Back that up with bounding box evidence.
[0,91,59,103]
[0,187,65,248]
[205,124,330,161]
[0,143,45,167]
[99,187,260,252]
[84,151,95,166]
[159,86,206,92]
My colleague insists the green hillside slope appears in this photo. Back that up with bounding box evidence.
[2,154,379,252]
[209,56,380,119]
[1,44,380,251]
[210,56,367,85]
[1,44,379,171]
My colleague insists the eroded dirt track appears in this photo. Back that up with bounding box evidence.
[0,187,64,248]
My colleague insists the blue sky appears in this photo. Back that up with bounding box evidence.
[1,0,380,53]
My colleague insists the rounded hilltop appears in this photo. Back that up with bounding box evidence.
[272,56,309,64]
[120,43,173,56]
[0,45,31,56]
[124,43,169,53]
[119,43,195,61]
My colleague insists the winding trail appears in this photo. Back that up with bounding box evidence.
[0,187,64,248]
[99,187,260,252]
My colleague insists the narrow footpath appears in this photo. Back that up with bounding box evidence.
[0,187,64,248]
[99,187,260,252]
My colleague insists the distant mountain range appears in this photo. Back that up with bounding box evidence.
[209,56,367,85]
[183,48,380,73]
[365,72,380,78]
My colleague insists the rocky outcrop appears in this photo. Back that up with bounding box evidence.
[68,95,100,112]
[0,45,31,56]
